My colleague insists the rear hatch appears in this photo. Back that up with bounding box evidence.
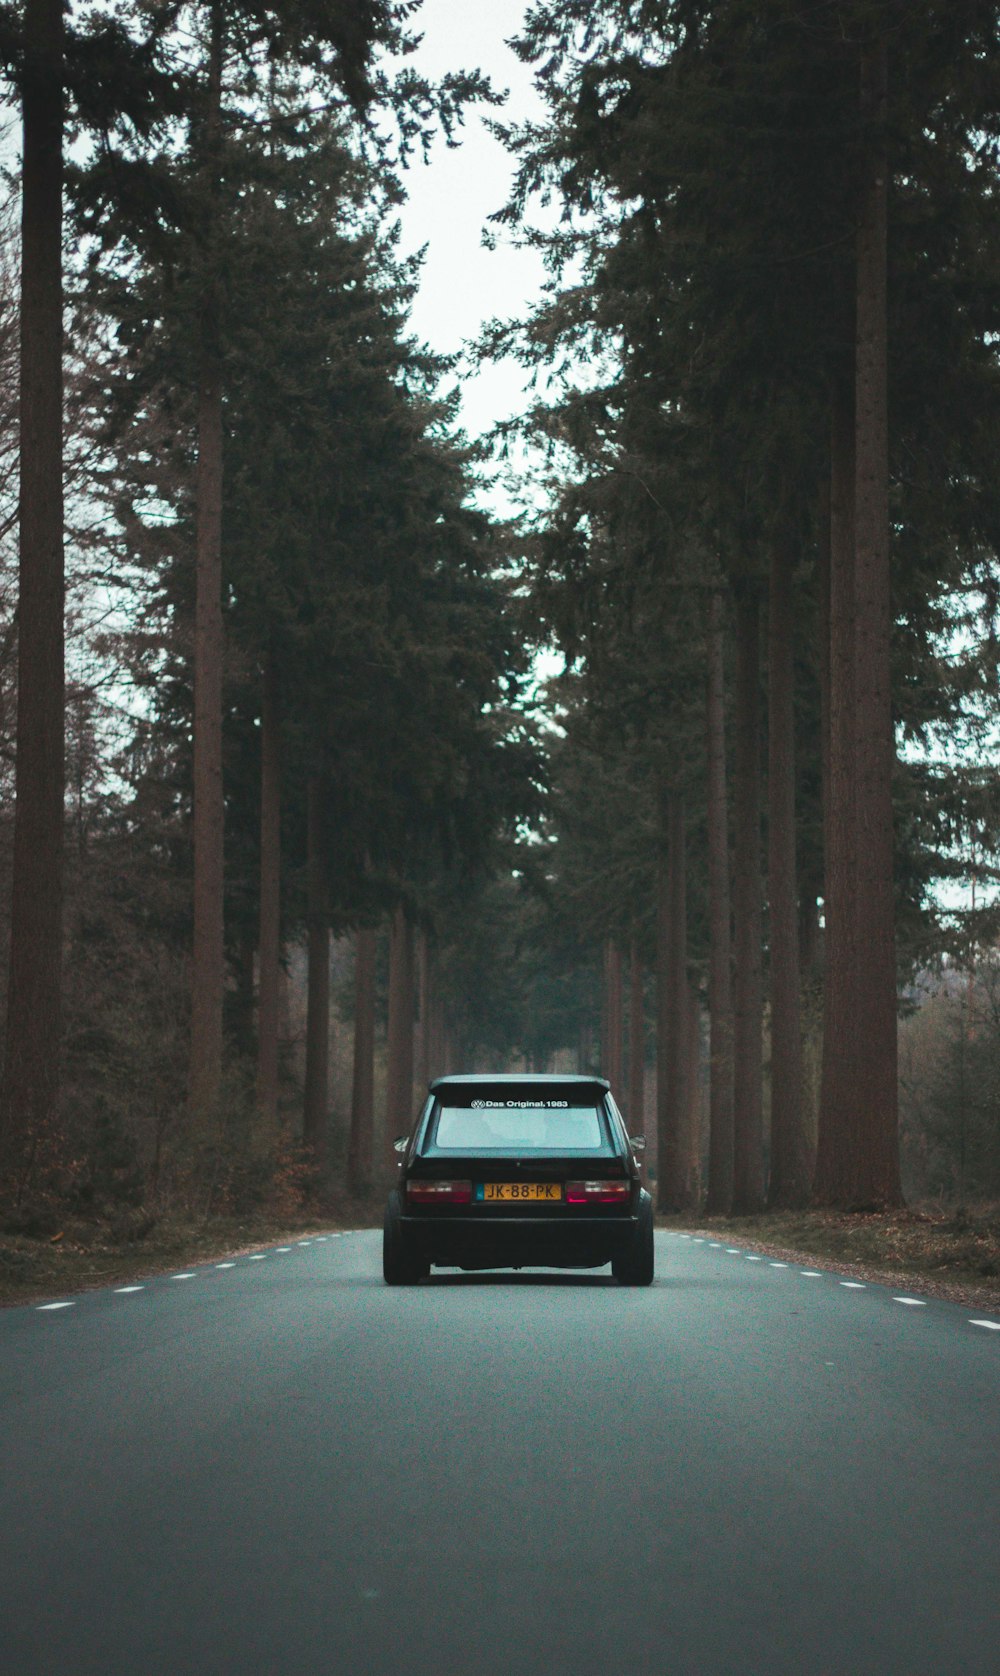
[405,1080,633,1217]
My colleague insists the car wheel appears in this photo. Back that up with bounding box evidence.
[612,1191,654,1286]
[383,1190,428,1285]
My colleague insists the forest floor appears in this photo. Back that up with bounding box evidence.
[0,1196,386,1309]
[659,1204,1000,1312]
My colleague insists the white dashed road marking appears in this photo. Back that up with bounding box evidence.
[662,1237,999,1338]
[27,1231,996,1332]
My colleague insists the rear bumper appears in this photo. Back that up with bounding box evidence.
[400,1212,638,1271]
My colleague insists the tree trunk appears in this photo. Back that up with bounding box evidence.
[234,929,255,1059]
[428,987,446,1084]
[657,784,689,1211]
[189,2,225,1124]
[257,654,280,1124]
[303,778,329,1156]
[767,532,810,1206]
[347,925,376,1195]
[815,36,901,1208]
[704,589,734,1214]
[628,939,644,1136]
[795,477,830,990]
[1,0,65,1187]
[415,930,431,1097]
[384,906,415,1172]
[600,942,608,1079]
[603,939,624,1098]
[731,584,765,1213]
[655,793,670,1212]
[682,980,701,1205]
[578,1017,592,1077]
[816,373,856,1194]
[815,467,832,979]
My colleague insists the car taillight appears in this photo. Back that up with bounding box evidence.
[565,1180,631,1206]
[406,1179,472,1205]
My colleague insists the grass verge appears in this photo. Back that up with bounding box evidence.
[0,1199,383,1309]
[656,1204,1000,1311]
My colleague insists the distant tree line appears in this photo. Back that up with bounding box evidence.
[0,0,543,1220]
[477,0,1000,1211]
[0,0,999,1229]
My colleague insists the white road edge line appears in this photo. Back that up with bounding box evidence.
[893,1297,927,1307]
[37,1301,74,1310]
[115,1285,144,1294]
[969,1319,1000,1331]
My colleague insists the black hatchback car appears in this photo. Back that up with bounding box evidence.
[383,1073,654,1285]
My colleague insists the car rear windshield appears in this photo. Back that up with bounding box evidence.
[431,1100,610,1153]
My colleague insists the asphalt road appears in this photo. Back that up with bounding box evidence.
[2,1230,998,1676]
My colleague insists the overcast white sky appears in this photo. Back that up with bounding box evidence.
[6,3,546,446]
[391,0,546,444]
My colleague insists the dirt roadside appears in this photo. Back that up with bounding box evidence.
[656,1206,1000,1313]
[0,1206,383,1309]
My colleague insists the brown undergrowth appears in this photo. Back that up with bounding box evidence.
[0,1196,385,1309]
[657,1204,1000,1311]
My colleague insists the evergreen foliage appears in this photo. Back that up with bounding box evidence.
[1,1,999,1223]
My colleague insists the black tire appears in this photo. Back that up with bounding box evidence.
[612,1191,655,1286]
[383,1190,428,1285]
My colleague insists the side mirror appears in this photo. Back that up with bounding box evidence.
[629,1135,646,1152]
[393,1135,409,1155]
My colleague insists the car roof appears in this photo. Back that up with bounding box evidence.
[428,1072,610,1092]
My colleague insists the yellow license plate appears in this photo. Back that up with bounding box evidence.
[477,1182,562,1202]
